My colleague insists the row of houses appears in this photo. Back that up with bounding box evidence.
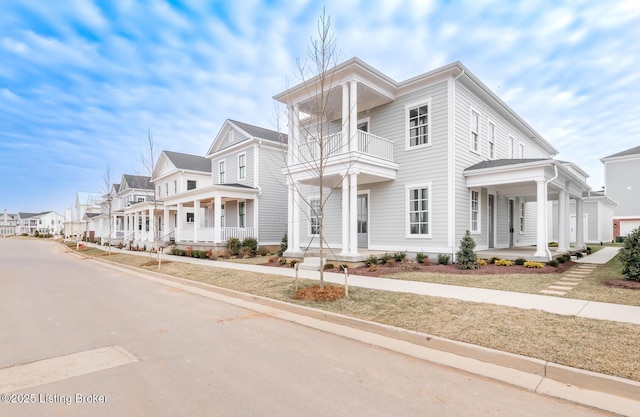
[0,209,65,236]
[25,58,639,262]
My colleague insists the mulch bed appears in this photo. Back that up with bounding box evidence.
[293,285,345,301]
[603,279,640,290]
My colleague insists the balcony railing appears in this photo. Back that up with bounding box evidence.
[297,130,394,162]
[175,227,255,243]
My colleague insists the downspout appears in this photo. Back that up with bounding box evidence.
[544,164,559,259]
[450,68,465,261]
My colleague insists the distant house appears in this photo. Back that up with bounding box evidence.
[113,174,155,246]
[549,190,616,245]
[1,209,18,236]
[17,211,65,236]
[274,58,591,261]
[64,192,101,238]
[601,145,640,240]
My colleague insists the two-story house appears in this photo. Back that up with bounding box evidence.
[64,192,101,239]
[1,209,18,236]
[274,58,590,261]
[601,145,640,240]
[159,120,288,250]
[17,211,65,236]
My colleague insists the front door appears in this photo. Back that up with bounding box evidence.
[508,199,514,247]
[357,194,368,248]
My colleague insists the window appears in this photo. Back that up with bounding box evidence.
[509,135,515,158]
[471,190,480,233]
[406,101,430,148]
[309,198,320,235]
[519,143,525,159]
[165,183,169,196]
[219,160,226,184]
[137,197,145,203]
[407,185,430,236]
[238,201,246,228]
[520,202,525,233]
[186,212,194,223]
[187,180,196,190]
[470,109,480,153]
[238,153,246,180]
[157,186,161,197]
[173,180,177,194]
[488,121,496,159]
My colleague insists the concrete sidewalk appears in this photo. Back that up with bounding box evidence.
[84,242,640,326]
[575,246,620,264]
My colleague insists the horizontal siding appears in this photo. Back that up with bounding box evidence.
[605,159,640,217]
[257,146,288,244]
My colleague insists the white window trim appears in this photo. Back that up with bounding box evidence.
[238,200,246,228]
[519,142,525,159]
[470,189,481,234]
[173,180,177,194]
[187,180,197,190]
[508,134,515,158]
[186,212,194,224]
[238,152,246,181]
[487,120,496,160]
[357,116,370,132]
[308,196,320,237]
[219,159,226,184]
[405,182,432,238]
[404,99,432,151]
[519,202,525,234]
[227,130,234,143]
[469,107,481,155]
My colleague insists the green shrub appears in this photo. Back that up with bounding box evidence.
[514,257,526,265]
[547,259,559,267]
[242,237,258,255]
[455,231,479,269]
[393,251,407,262]
[379,253,393,265]
[227,237,241,256]
[548,242,558,247]
[278,257,287,265]
[363,255,378,267]
[575,252,583,258]
[257,246,269,256]
[586,247,592,255]
[339,264,348,271]
[489,256,500,264]
[323,263,334,270]
[277,232,287,257]
[289,259,299,267]
[618,227,640,281]
[437,253,450,265]
[415,252,427,264]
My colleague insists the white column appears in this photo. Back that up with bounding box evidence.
[349,172,358,255]
[287,106,295,165]
[214,195,222,243]
[193,200,200,242]
[133,212,138,241]
[163,206,169,241]
[558,189,568,252]
[342,83,349,152]
[349,80,358,152]
[292,181,301,253]
[576,197,585,249]
[176,204,183,242]
[112,215,117,240]
[340,174,350,256]
[148,208,154,242]
[286,182,294,252]
[534,179,549,258]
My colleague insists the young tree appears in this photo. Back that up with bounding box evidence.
[280,10,344,289]
[618,227,640,281]
[456,230,480,269]
[140,128,162,267]
[102,165,114,255]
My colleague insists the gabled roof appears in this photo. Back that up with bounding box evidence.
[77,192,101,206]
[602,144,640,160]
[18,212,40,219]
[228,120,287,144]
[112,184,120,193]
[164,151,211,172]
[464,159,551,171]
[122,174,153,190]
[84,212,101,218]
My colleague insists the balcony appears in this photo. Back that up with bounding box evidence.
[297,130,394,163]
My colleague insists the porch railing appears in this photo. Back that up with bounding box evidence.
[296,130,394,162]
[176,227,255,243]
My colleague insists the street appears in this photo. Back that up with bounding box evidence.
[0,239,613,417]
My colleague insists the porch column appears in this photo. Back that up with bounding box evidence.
[349,80,358,152]
[534,179,549,258]
[148,208,155,242]
[576,197,585,249]
[292,181,301,253]
[340,174,349,256]
[163,206,169,242]
[176,203,183,242]
[214,195,222,243]
[193,200,200,242]
[349,172,358,255]
[558,189,568,252]
[286,182,294,252]
[112,215,117,240]
[342,83,349,151]
[133,212,138,241]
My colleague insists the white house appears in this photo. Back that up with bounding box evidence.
[64,192,101,238]
[17,211,65,236]
[1,209,18,236]
[274,58,591,261]
[600,145,640,240]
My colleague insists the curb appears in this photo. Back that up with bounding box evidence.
[64,245,640,416]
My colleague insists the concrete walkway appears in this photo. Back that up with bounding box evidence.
[575,246,620,264]
[80,242,639,326]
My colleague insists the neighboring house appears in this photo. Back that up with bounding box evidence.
[64,192,101,238]
[549,190,616,245]
[155,120,288,250]
[1,209,18,236]
[17,211,65,236]
[115,174,155,246]
[600,145,640,240]
[274,58,590,261]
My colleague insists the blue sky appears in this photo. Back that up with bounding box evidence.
[1,0,639,215]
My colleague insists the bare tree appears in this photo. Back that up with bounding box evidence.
[280,10,347,289]
[140,128,162,267]
[102,165,114,255]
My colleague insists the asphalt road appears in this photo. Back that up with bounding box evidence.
[0,239,614,417]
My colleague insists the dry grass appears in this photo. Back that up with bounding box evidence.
[72,244,640,382]
[567,257,640,306]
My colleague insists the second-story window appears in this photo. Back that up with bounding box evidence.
[488,121,496,159]
[173,180,177,194]
[187,180,196,190]
[238,153,246,180]
[407,103,430,148]
[165,183,169,196]
[520,143,525,159]
[470,109,480,153]
[219,160,226,184]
